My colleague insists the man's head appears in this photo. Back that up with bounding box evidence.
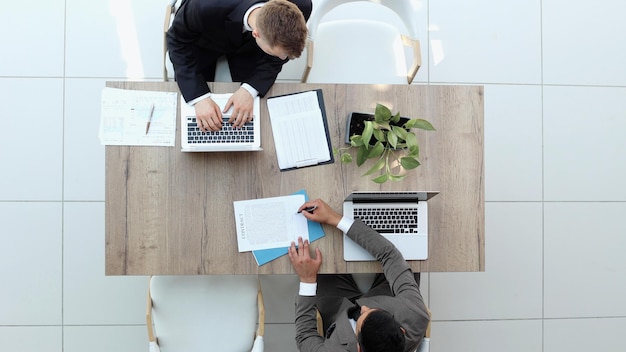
[356,306,405,352]
[253,0,308,60]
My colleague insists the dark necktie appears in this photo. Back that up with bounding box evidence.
[347,303,362,321]
[326,303,361,339]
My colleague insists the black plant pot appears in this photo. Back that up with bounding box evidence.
[345,112,409,146]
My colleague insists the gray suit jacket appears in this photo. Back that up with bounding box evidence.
[294,220,430,352]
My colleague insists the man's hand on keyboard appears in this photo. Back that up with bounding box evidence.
[225,87,254,129]
[195,98,223,132]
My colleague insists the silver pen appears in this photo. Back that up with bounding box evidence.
[145,103,155,135]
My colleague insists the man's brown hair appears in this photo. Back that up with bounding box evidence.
[256,0,308,59]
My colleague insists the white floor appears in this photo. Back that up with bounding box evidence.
[1,0,626,351]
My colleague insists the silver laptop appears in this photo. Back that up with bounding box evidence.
[343,191,439,261]
[180,93,262,152]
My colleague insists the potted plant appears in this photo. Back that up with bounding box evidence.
[333,103,435,183]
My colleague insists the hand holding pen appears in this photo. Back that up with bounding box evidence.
[297,199,342,227]
[297,205,317,214]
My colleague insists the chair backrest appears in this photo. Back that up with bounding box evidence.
[147,275,264,352]
[302,0,423,84]
[162,0,178,81]
[306,0,422,42]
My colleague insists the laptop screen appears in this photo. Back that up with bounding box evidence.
[346,191,438,203]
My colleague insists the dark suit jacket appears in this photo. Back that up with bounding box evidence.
[294,220,430,352]
[167,0,312,102]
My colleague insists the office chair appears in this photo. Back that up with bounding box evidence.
[146,275,264,352]
[301,0,423,84]
[162,0,231,82]
[162,0,180,82]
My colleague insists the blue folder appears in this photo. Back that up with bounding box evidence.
[252,189,325,266]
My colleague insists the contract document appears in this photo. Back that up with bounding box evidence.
[233,194,309,252]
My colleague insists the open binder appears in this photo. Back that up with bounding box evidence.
[267,89,334,171]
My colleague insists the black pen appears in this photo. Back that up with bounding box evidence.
[297,205,317,214]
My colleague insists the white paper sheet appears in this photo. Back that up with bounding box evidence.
[267,90,331,169]
[99,87,178,146]
[233,194,309,252]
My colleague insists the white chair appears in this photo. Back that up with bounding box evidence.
[302,0,423,84]
[146,275,264,352]
[162,0,231,82]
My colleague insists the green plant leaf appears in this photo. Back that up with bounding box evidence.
[363,157,386,176]
[405,132,418,149]
[373,129,386,142]
[389,174,407,181]
[373,173,389,184]
[350,135,364,147]
[340,153,353,163]
[368,141,385,159]
[362,121,374,148]
[407,145,420,158]
[391,125,408,142]
[375,104,392,122]
[405,118,436,131]
[400,157,421,170]
[388,129,398,148]
[372,122,391,130]
[391,112,401,124]
[356,145,369,166]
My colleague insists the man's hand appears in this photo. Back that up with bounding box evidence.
[298,199,342,227]
[194,98,223,131]
[225,87,254,128]
[288,237,322,284]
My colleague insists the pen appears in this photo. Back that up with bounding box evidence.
[145,103,155,135]
[297,205,317,214]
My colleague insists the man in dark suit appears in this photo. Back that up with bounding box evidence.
[167,0,312,131]
[288,199,430,352]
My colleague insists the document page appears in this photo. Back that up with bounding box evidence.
[267,90,331,170]
[99,87,177,146]
[233,194,309,252]
[252,189,326,266]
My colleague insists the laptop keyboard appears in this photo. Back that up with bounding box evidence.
[187,117,254,144]
[353,207,419,234]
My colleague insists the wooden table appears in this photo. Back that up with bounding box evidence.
[105,82,484,275]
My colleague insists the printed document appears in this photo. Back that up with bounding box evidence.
[233,194,309,252]
[99,87,177,146]
[267,90,332,170]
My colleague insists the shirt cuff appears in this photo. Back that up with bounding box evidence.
[299,282,317,296]
[241,83,259,98]
[187,92,212,106]
[337,216,355,234]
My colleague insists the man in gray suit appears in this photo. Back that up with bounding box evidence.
[288,199,430,352]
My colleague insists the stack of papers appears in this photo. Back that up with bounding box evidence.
[233,190,325,266]
[267,90,334,170]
